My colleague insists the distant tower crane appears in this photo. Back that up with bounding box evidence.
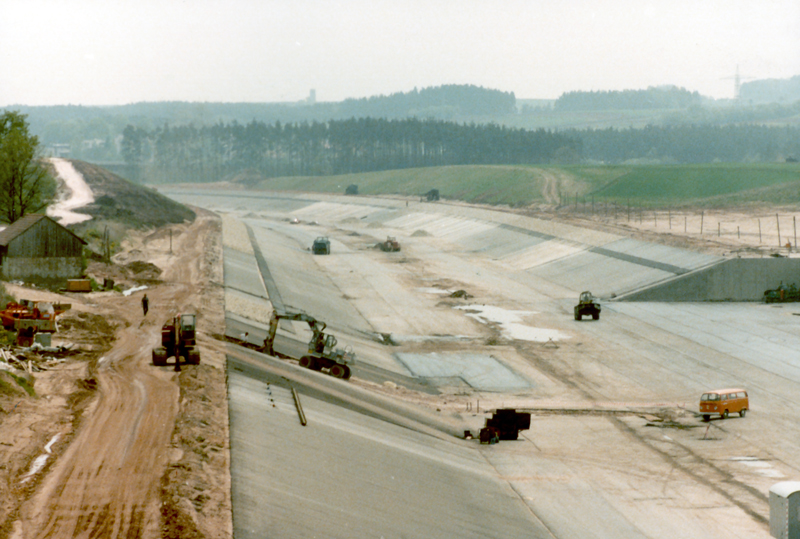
[721,65,755,100]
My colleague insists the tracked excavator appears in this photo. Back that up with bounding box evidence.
[263,310,355,380]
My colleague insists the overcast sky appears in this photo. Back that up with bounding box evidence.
[1,0,799,106]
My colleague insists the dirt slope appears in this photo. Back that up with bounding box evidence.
[68,160,196,230]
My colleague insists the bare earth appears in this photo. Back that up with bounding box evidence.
[0,208,230,539]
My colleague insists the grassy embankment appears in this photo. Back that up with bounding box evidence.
[254,162,800,209]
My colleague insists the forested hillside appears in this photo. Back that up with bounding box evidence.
[740,75,800,104]
[554,86,703,111]
[567,124,800,163]
[121,116,800,184]
[121,117,578,183]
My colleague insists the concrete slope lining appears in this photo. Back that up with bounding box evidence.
[618,257,800,302]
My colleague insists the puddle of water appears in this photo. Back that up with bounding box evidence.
[455,304,570,342]
[730,457,784,478]
[418,287,452,295]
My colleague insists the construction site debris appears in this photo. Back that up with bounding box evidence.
[66,279,92,292]
[123,285,148,297]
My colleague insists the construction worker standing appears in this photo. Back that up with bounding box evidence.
[142,294,149,316]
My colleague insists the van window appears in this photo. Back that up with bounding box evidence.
[701,393,719,401]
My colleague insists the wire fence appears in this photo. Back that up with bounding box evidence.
[558,196,800,253]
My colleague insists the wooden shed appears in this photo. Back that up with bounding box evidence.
[0,214,86,281]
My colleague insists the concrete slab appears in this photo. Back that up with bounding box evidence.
[395,352,531,390]
[290,201,385,222]
[228,369,547,539]
[223,247,267,299]
[456,226,543,258]
[527,250,676,298]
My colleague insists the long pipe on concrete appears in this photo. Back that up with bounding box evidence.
[292,387,307,426]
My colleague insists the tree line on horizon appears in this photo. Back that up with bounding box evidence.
[120,114,800,184]
[121,117,579,183]
[565,124,800,163]
[554,86,704,111]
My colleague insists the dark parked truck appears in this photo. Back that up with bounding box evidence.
[312,236,331,255]
[574,290,601,320]
[480,409,531,443]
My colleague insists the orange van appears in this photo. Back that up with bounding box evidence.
[699,389,749,421]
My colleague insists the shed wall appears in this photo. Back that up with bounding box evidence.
[1,257,83,280]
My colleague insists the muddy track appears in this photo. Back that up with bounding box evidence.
[14,212,219,539]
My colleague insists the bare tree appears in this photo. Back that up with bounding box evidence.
[0,111,55,223]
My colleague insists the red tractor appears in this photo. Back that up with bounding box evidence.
[152,314,200,367]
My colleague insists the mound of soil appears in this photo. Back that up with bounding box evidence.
[124,261,162,280]
[56,311,118,352]
[67,160,195,229]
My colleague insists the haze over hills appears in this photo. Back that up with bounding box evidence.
[4,79,800,174]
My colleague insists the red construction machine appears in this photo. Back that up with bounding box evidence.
[152,314,200,367]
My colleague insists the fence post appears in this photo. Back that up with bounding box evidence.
[759,218,762,243]
[777,213,782,247]
[700,211,704,235]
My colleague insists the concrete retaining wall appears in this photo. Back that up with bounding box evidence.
[619,257,800,302]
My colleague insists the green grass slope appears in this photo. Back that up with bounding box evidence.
[247,162,800,209]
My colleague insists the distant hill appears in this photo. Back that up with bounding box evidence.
[739,75,800,104]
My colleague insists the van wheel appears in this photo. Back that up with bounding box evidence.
[740,409,746,418]
[721,410,728,419]
[702,414,710,421]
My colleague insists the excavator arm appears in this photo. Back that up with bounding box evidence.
[262,310,326,355]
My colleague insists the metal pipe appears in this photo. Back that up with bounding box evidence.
[292,387,307,426]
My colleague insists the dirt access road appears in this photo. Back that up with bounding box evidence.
[0,209,230,539]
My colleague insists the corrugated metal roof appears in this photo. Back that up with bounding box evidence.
[0,213,85,247]
[0,214,48,246]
